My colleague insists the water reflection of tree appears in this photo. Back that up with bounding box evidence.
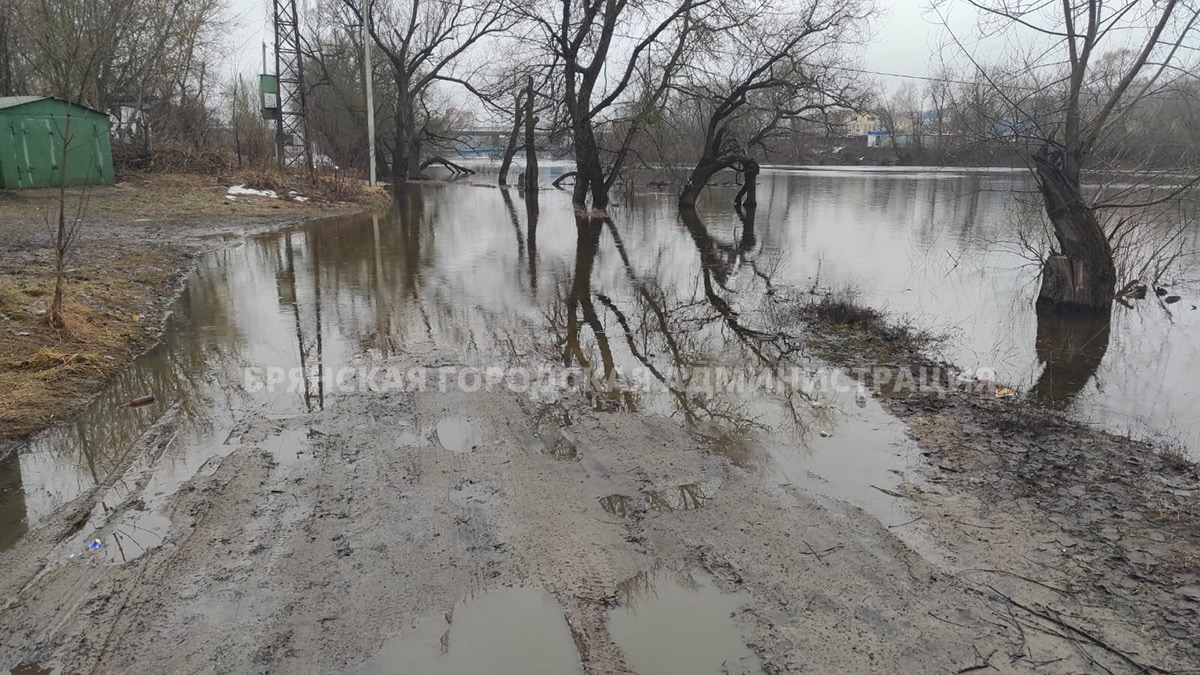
[546,209,824,451]
[1030,310,1111,406]
[500,188,540,296]
[0,450,28,551]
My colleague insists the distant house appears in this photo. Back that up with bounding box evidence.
[0,96,115,189]
[847,112,885,137]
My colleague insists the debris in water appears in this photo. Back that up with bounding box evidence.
[1155,287,1168,297]
[116,395,156,410]
[1121,282,1147,300]
[995,388,1014,398]
[819,430,831,438]
[87,539,102,552]
[1164,295,1181,304]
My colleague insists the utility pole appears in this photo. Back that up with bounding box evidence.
[233,78,242,169]
[362,0,376,186]
[272,0,313,174]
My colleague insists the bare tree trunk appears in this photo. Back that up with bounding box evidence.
[498,90,523,186]
[734,160,759,208]
[523,75,538,193]
[46,107,77,331]
[420,156,476,174]
[393,87,419,183]
[48,196,67,330]
[679,163,722,208]
[572,122,605,209]
[1033,145,1116,313]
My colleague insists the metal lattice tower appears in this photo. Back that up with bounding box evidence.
[273,0,312,171]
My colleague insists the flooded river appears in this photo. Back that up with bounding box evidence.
[2,166,1197,561]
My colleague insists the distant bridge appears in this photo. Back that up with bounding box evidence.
[446,126,564,157]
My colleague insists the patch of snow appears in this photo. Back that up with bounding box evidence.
[227,185,278,199]
[287,190,310,203]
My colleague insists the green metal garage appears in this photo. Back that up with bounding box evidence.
[0,96,114,189]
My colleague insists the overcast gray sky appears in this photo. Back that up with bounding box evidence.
[222,0,960,91]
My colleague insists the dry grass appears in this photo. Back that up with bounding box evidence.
[798,290,942,354]
[1158,440,1196,474]
[311,169,366,201]
[239,167,291,193]
[0,281,23,311]
[0,171,386,443]
[0,253,181,442]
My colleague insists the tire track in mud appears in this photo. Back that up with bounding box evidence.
[488,401,637,674]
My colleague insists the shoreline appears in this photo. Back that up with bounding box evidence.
[0,172,389,454]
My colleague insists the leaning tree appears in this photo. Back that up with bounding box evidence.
[940,0,1200,313]
[675,0,868,208]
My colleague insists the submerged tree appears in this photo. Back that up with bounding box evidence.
[676,0,868,208]
[347,0,516,184]
[939,0,1200,313]
[519,0,713,210]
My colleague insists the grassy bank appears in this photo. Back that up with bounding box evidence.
[0,171,389,448]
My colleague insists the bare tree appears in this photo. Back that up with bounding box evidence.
[873,81,922,163]
[19,0,227,166]
[0,0,23,96]
[938,0,1200,313]
[675,0,868,208]
[45,105,87,331]
[346,0,515,184]
[519,0,716,210]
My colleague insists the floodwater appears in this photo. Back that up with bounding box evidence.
[1,166,1197,568]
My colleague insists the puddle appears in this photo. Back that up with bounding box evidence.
[346,587,583,674]
[602,479,722,517]
[265,426,316,467]
[436,417,483,454]
[74,510,173,565]
[764,382,920,520]
[599,494,639,518]
[644,479,722,512]
[608,567,760,675]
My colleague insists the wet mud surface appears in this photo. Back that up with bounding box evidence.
[1,178,1197,673]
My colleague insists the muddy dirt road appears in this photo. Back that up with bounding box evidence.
[7,340,1184,674]
[1,181,1197,673]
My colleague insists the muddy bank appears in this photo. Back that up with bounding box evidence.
[798,292,1200,669]
[0,172,389,448]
